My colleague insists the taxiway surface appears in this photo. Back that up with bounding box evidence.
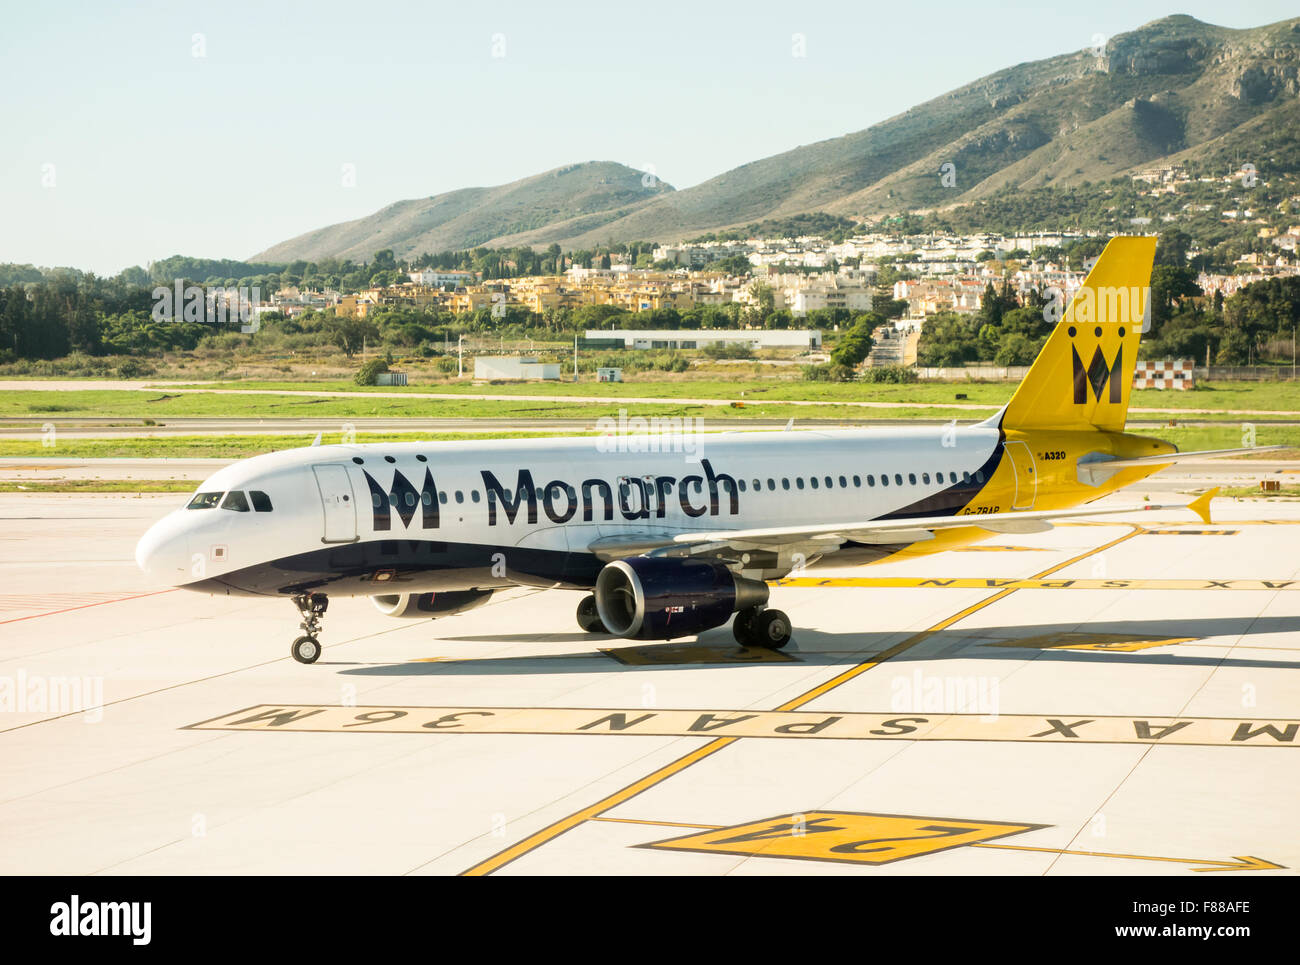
[1,491,1296,875]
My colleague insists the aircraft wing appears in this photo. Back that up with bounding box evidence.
[588,493,1216,560]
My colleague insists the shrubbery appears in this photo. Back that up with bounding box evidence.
[860,364,917,383]
[354,358,389,386]
[802,362,855,382]
[702,341,753,360]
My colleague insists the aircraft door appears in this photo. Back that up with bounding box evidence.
[1003,441,1037,510]
[313,464,357,542]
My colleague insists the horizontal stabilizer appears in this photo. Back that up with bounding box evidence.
[1088,445,1286,470]
[1188,487,1218,525]
[1078,446,1286,485]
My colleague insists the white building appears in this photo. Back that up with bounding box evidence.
[408,268,476,287]
[473,357,561,381]
[786,277,873,316]
[652,242,754,267]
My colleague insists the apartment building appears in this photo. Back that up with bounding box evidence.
[407,268,477,287]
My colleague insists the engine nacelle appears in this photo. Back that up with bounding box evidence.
[370,589,494,619]
[594,557,768,640]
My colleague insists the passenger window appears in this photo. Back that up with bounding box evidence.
[752,478,760,491]
[371,493,382,509]
[962,472,971,484]
[866,475,874,487]
[404,492,416,507]
[220,490,249,512]
[187,491,223,510]
[881,475,889,487]
[796,478,805,490]
[825,476,833,488]
[455,491,464,504]
[250,490,273,512]
[853,475,861,487]
[421,492,432,506]
[974,470,985,484]
[908,473,916,485]
[809,477,818,489]
[782,478,790,491]
[471,490,481,503]
[439,492,448,504]
[767,478,775,491]
[921,473,930,485]
[950,472,959,483]
[839,476,847,488]
[894,474,903,486]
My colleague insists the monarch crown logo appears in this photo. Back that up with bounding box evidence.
[1072,342,1123,404]
[1065,283,1146,405]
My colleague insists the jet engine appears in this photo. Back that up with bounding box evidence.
[594,557,768,640]
[370,589,495,619]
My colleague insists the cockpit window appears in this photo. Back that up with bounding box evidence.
[187,492,223,510]
[220,490,250,512]
[250,490,273,512]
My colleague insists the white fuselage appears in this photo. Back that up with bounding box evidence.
[136,425,1004,597]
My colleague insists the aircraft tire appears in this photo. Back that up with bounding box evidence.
[291,635,322,664]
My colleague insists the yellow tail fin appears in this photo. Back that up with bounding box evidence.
[1002,236,1157,432]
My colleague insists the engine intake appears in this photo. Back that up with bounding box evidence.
[594,557,768,640]
[371,589,494,619]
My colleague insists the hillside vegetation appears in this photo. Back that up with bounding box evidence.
[255,15,1300,258]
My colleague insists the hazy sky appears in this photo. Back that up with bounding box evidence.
[2,1,1295,274]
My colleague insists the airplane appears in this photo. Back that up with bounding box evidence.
[135,236,1276,663]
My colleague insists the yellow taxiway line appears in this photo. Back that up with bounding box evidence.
[459,526,1147,875]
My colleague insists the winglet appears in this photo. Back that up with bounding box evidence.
[1188,487,1218,525]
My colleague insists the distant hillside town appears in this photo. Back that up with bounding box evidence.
[266,229,1299,332]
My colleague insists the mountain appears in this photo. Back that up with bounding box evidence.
[255,15,1300,261]
[253,161,673,263]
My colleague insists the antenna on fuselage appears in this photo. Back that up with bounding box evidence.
[310,431,322,447]
[784,419,794,432]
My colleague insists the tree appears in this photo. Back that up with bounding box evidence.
[766,309,794,330]
[1150,266,1201,328]
[744,283,775,327]
[325,314,378,358]
[829,316,876,368]
[917,311,980,367]
[1154,229,1192,267]
[994,333,1040,366]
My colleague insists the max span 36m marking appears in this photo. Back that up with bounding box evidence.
[775,577,1300,590]
[186,704,1300,748]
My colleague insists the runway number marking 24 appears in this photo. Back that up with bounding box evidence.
[640,811,1043,865]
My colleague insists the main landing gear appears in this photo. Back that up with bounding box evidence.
[576,594,608,633]
[291,593,328,664]
[733,606,793,650]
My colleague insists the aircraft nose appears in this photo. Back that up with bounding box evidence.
[135,512,192,585]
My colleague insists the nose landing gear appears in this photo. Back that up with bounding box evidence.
[291,593,328,664]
